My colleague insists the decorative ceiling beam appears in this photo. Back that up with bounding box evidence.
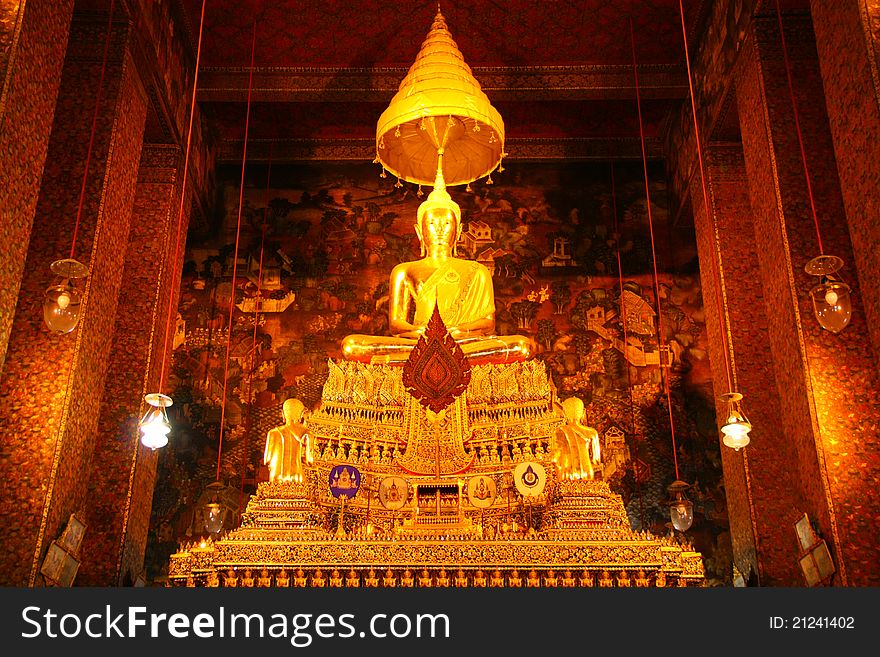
[198,65,688,103]
[215,137,664,163]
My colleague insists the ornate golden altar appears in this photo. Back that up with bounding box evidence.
[168,360,705,587]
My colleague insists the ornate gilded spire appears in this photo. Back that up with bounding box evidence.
[376,8,505,187]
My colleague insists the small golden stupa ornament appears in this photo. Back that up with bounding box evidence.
[376,8,505,187]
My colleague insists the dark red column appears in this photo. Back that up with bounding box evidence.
[0,0,74,370]
[691,143,804,584]
[735,13,880,585]
[809,0,880,367]
[77,144,187,585]
[0,11,147,586]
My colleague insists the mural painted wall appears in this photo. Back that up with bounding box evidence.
[145,160,731,585]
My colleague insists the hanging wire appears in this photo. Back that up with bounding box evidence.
[239,142,273,514]
[217,17,258,483]
[69,0,114,257]
[677,0,735,394]
[68,0,116,260]
[157,0,207,394]
[774,0,824,255]
[611,161,645,528]
[630,17,680,480]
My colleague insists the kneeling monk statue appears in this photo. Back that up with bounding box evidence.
[342,162,533,365]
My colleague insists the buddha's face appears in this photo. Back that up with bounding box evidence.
[416,204,461,252]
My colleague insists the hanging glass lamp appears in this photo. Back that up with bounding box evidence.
[43,259,89,334]
[805,255,852,334]
[203,481,227,534]
[139,393,173,450]
[719,392,751,451]
[667,480,694,532]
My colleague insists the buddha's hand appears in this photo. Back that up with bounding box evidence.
[397,327,426,339]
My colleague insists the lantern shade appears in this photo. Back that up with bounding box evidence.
[376,10,504,186]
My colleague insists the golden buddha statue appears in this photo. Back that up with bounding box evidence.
[473,568,487,587]
[329,569,344,588]
[276,568,291,587]
[418,568,433,587]
[346,569,360,587]
[257,568,273,587]
[311,568,327,587]
[436,567,451,587]
[293,568,308,587]
[240,569,255,588]
[365,568,380,588]
[617,570,632,588]
[454,568,468,587]
[223,568,238,588]
[206,570,219,587]
[561,570,576,588]
[382,568,396,588]
[401,568,415,588]
[655,570,666,588]
[579,570,594,588]
[341,162,533,366]
[634,569,650,588]
[598,570,614,588]
[552,397,601,480]
[543,569,559,588]
[508,569,523,588]
[489,568,504,587]
[263,398,312,482]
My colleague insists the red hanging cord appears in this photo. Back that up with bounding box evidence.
[217,18,258,483]
[774,0,823,255]
[630,18,680,480]
[677,0,735,394]
[239,143,273,514]
[69,0,116,260]
[157,0,207,394]
[611,162,645,527]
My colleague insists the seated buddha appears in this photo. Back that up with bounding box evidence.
[342,163,533,366]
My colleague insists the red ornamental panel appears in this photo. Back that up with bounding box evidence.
[402,304,471,413]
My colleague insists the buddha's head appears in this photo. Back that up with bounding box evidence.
[282,398,306,424]
[415,159,462,255]
[561,396,585,424]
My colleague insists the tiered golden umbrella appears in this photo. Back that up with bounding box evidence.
[376,10,504,187]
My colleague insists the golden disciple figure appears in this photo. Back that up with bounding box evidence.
[264,398,312,483]
[552,397,601,480]
[508,569,522,588]
[341,163,533,366]
[257,568,272,587]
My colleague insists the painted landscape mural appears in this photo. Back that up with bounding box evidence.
[145,160,731,585]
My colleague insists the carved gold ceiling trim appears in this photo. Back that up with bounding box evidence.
[198,64,688,102]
